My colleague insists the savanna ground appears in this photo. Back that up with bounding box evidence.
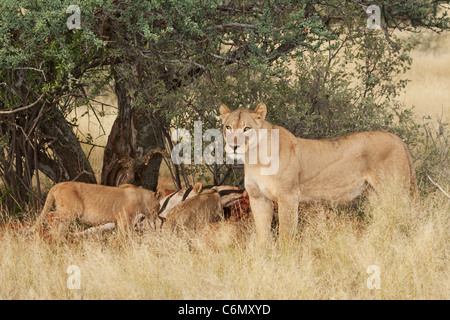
[0,33,449,300]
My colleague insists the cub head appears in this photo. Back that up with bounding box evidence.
[144,190,160,221]
[219,102,267,161]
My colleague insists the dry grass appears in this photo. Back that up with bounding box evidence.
[398,31,450,121]
[0,183,448,299]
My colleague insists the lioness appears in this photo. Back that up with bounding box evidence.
[220,102,417,243]
[32,182,160,238]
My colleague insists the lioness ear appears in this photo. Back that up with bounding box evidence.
[253,102,267,121]
[219,104,231,122]
[193,182,203,194]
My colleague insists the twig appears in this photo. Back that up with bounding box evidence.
[0,91,47,115]
[15,67,47,82]
[206,23,257,31]
[71,170,95,182]
[79,141,106,148]
[427,175,450,199]
[164,59,207,70]
[381,26,400,52]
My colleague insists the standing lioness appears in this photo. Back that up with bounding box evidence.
[220,102,417,243]
[32,182,160,237]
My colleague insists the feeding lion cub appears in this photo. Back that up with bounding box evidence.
[162,189,224,235]
[220,102,417,243]
[32,182,159,238]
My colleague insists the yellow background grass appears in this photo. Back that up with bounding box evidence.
[398,31,450,121]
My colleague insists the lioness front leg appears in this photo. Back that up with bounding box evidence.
[116,208,134,237]
[249,196,274,244]
[277,197,299,242]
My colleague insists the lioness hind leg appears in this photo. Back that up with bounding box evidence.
[47,210,74,239]
[365,175,381,196]
[249,196,274,244]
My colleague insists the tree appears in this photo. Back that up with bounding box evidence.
[0,0,107,209]
[1,0,449,213]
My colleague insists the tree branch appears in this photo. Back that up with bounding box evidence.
[0,91,47,115]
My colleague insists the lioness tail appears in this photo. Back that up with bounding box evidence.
[31,189,55,233]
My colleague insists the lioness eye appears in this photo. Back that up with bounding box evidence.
[226,125,232,130]
[243,127,251,132]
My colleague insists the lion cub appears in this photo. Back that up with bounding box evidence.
[32,182,159,238]
[162,189,223,235]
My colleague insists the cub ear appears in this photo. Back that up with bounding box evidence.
[219,104,231,122]
[156,188,167,200]
[193,182,203,194]
[253,102,267,121]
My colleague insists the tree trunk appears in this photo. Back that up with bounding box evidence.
[39,109,97,184]
[101,74,162,191]
[131,113,163,191]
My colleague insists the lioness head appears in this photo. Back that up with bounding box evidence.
[219,102,267,161]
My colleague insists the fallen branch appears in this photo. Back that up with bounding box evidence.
[72,222,116,237]
[71,213,149,237]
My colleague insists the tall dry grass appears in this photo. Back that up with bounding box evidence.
[0,182,448,299]
[398,31,450,121]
